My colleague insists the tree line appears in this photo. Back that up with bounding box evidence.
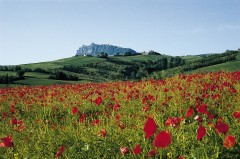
[183,50,238,71]
[62,56,185,80]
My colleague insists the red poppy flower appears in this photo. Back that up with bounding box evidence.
[146,148,158,157]
[164,88,169,92]
[186,107,194,117]
[165,117,173,127]
[0,136,13,147]
[115,114,120,120]
[223,135,235,149]
[94,96,102,106]
[98,129,107,137]
[118,123,126,130]
[120,147,129,155]
[197,103,208,114]
[79,114,86,123]
[197,125,206,141]
[207,114,214,120]
[56,145,65,158]
[92,119,100,126]
[72,107,78,115]
[144,118,157,139]
[113,103,121,111]
[194,115,202,122]
[2,112,7,117]
[165,117,181,127]
[215,121,229,134]
[11,118,17,125]
[133,144,141,155]
[233,111,240,119]
[153,131,172,148]
[178,156,185,159]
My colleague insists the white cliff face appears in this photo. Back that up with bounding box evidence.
[76,43,137,56]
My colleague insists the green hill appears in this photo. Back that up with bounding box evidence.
[0,51,239,88]
[187,53,240,73]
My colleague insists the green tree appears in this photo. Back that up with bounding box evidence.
[97,52,108,58]
[136,67,148,79]
[161,58,168,70]
[16,70,25,79]
[15,66,22,71]
[168,57,174,68]
[173,56,182,67]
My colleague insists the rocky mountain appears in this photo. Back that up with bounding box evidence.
[76,43,137,56]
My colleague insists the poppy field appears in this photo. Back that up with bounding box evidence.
[0,71,240,158]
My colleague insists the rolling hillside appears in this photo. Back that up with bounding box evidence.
[0,55,169,87]
[0,51,239,87]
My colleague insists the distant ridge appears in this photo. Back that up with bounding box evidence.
[76,43,137,56]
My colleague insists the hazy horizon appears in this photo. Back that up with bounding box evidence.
[1,0,240,65]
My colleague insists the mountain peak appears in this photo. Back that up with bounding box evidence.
[76,43,136,56]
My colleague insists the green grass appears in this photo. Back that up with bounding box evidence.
[54,56,106,66]
[1,53,239,87]
[181,55,203,62]
[112,54,170,62]
[188,60,240,73]
[14,78,72,86]
[20,55,170,70]
[0,71,17,76]
[0,84,20,88]
[20,56,106,70]
[24,72,50,79]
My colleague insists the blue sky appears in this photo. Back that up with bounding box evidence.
[0,0,240,65]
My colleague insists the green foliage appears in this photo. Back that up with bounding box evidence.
[0,50,239,86]
[136,67,148,79]
[0,74,15,84]
[97,52,108,58]
[16,70,25,79]
[148,50,161,55]
[183,51,238,72]
[14,66,22,71]
[49,71,78,81]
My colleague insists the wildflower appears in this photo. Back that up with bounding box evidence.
[223,135,235,149]
[233,111,240,119]
[72,107,78,115]
[146,149,157,157]
[98,129,107,137]
[92,119,100,126]
[178,155,185,159]
[79,114,86,123]
[197,125,206,141]
[186,107,194,117]
[94,96,102,106]
[56,145,65,158]
[133,144,141,155]
[120,147,129,155]
[215,121,229,134]
[197,103,208,114]
[0,136,13,148]
[153,131,172,148]
[144,118,157,139]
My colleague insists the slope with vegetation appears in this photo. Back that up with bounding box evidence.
[0,49,239,87]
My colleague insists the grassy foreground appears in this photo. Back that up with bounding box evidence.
[0,71,240,158]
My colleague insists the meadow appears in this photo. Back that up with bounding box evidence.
[0,71,239,158]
